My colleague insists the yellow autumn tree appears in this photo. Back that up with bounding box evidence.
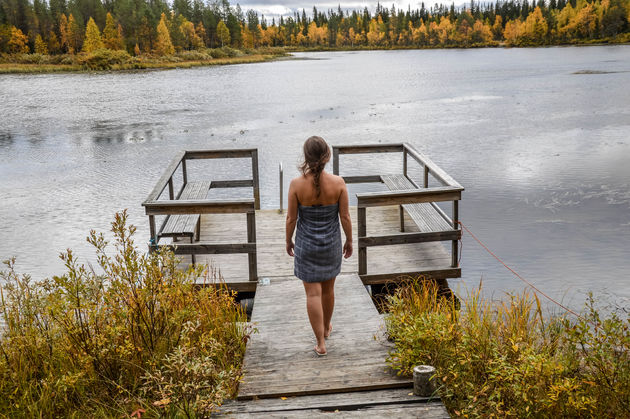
[7,26,29,53]
[438,17,454,45]
[217,20,230,47]
[103,12,124,50]
[471,19,493,43]
[503,19,523,45]
[521,6,548,44]
[491,15,504,40]
[82,17,104,52]
[367,17,385,46]
[180,20,203,49]
[48,31,61,53]
[59,14,69,51]
[195,22,207,47]
[155,13,175,55]
[34,34,48,54]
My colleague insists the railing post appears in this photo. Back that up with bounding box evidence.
[247,211,258,281]
[333,147,339,175]
[424,165,429,188]
[182,158,188,185]
[279,162,283,213]
[148,215,157,252]
[168,177,174,200]
[358,206,367,276]
[403,148,408,178]
[452,200,459,268]
[251,150,260,210]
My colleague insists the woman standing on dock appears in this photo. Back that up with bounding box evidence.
[286,136,353,356]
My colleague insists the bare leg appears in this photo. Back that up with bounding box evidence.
[321,277,336,338]
[302,281,326,354]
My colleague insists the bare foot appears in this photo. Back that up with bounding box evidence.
[324,324,333,339]
[314,345,327,356]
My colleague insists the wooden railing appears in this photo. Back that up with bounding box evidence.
[332,143,463,281]
[142,149,260,282]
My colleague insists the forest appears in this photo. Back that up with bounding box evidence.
[0,0,629,58]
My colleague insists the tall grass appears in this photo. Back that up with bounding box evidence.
[385,279,630,418]
[0,211,251,417]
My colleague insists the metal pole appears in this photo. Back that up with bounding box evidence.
[279,162,284,213]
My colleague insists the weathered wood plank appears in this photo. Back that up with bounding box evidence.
[220,401,449,418]
[221,388,436,414]
[359,230,461,247]
[342,175,383,184]
[210,179,254,188]
[333,144,404,154]
[403,143,463,189]
[164,242,256,254]
[356,187,462,208]
[144,198,255,215]
[184,149,257,159]
[143,150,185,203]
[237,274,412,400]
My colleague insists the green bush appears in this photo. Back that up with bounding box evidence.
[75,48,131,70]
[176,50,212,61]
[0,211,251,416]
[220,46,243,57]
[208,48,228,58]
[385,279,630,418]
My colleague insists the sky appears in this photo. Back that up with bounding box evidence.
[236,0,469,20]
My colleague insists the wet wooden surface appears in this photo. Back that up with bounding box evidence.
[181,205,456,291]
[219,388,449,418]
[236,273,412,400]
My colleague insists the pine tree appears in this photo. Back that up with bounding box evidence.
[217,20,230,46]
[83,17,104,52]
[103,12,124,50]
[155,13,175,55]
[34,33,49,54]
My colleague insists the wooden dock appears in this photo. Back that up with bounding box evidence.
[142,144,463,417]
[218,273,449,417]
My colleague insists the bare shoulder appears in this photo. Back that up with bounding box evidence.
[289,175,306,188]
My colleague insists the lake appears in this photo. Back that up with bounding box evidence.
[1,46,629,313]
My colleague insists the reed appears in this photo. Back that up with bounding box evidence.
[385,278,630,418]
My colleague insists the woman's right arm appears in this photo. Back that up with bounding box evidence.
[338,179,353,259]
[285,179,298,256]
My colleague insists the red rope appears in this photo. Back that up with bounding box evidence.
[457,221,598,328]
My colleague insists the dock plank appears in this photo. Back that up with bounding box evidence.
[237,273,411,400]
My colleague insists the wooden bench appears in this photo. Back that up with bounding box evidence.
[380,174,453,233]
[158,180,212,263]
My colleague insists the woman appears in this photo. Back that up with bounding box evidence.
[286,136,353,356]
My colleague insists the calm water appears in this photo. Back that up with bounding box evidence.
[1,46,629,313]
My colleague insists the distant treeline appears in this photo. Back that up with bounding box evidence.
[1,0,629,55]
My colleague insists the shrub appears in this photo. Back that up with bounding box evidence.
[208,48,228,58]
[220,46,243,57]
[75,48,131,70]
[176,50,212,61]
[0,211,251,416]
[385,279,630,418]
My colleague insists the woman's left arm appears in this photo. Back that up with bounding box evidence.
[285,179,298,256]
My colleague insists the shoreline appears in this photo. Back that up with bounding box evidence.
[1,41,628,75]
[0,52,287,74]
